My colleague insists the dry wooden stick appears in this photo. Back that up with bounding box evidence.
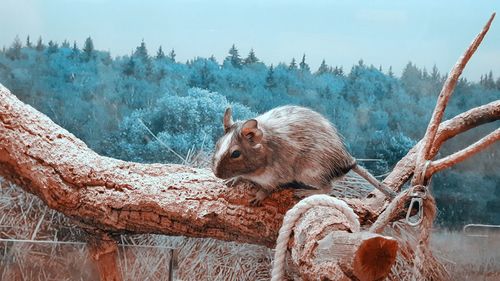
[430,100,500,157]
[88,234,123,281]
[413,12,496,184]
[428,128,499,176]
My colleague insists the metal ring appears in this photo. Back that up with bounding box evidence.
[406,197,424,226]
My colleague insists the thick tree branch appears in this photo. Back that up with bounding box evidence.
[0,83,297,247]
[286,207,398,281]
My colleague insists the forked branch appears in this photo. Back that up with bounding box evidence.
[413,12,496,185]
[370,100,500,201]
[428,128,499,176]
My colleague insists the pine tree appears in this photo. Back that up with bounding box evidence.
[156,46,165,60]
[6,36,22,60]
[332,66,344,76]
[68,41,79,59]
[35,37,44,51]
[289,58,297,70]
[244,48,259,65]
[486,70,495,89]
[82,37,95,61]
[132,41,153,78]
[134,40,149,61]
[101,52,112,66]
[209,55,217,63]
[189,62,215,89]
[495,77,500,90]
[61,40,70,48]
[168,49,176,62]
[387,66,394,78]
[422,67,429,79]
[458,77,468,89]
[316,59,329,75]
[26,36,32,48]
[265,65,277,89]
[47,40,59,54]
[226,44,242,68]
[299,54,310,72]
[430,65,440,82]
[123,57,135,76]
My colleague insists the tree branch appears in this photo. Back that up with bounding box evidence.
[414,12,495,185]
[428,128,499,176]
[364,100,500,212]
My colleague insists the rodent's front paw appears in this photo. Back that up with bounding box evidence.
[224,177,242,187]
[249,197,263,206]
[249,190,269,206]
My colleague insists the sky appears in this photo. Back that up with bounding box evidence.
[1,0,499,81]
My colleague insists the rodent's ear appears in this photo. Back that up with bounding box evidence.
[223,107,234,133]
[241,119,263,144]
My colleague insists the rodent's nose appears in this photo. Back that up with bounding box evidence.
[213,166,229,179]
[212,164,223,179]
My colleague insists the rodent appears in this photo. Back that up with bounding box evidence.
[212,105,395,205]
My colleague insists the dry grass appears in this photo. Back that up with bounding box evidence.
[432,230,500,281]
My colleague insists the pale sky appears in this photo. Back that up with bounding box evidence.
[1,0,499,81]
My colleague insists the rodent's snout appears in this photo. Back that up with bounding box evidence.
[213,168,229,179]
[211,163,226,179]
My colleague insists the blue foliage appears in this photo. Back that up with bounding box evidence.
[114,88,255,162]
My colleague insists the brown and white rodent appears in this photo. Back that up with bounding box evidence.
[211,105,360,205]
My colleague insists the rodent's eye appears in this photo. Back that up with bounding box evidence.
[230,150,241,159]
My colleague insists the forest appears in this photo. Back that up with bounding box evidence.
[0,36,498,228]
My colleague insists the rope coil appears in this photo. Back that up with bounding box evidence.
[270,195,359,281]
